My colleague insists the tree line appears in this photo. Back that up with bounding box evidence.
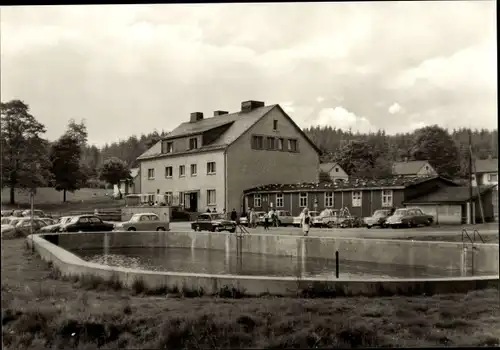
[1,99,497,204]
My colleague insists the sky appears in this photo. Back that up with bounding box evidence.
[1,2,497,146]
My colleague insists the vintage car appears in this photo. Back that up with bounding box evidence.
[274,210,294,226]
[12,210,24,217]
[191,213,236,233]
[364,209,392,229]
[1,217,48,237]
[22,209,47,218]
[1,210,13,217]
[292,211,320,227]
[385,208,434,228]
[338,216,364,228]
[39,216,74,233]
[239,215,248,226]
[113,213,169,231]
[59,215,115,233]
[320,209,341,227]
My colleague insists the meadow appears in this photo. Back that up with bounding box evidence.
[1,238,499,349]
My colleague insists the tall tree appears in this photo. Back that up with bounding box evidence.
[410,125,461,178]
[333,140,392,179]
[98,157,131,198]
[1,100,50,204]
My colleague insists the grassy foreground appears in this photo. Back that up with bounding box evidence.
[2,239,500,349]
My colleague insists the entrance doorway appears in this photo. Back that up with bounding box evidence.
[188,192,198,212]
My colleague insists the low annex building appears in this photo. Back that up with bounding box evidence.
[243,175,461,218]
[136,100,321,213]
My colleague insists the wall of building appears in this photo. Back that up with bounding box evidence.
[416,163,438,177]
[139,150,225,212]
[416,204,462,225]
[404,177,452,201]
[246,188,406,217]
[227,107,320,213]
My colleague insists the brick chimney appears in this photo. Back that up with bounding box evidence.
[190,112,203,123]
[241,100,265,113]
[214,110,228,116]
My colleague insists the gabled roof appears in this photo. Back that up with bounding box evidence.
[244,175,455,193]
[404,184,497,204]
[319,162,345,173]
[137,103,322,160]
[392,160,433,175]
[475,158,498,173]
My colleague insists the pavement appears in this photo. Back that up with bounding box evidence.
[169,222,499,239]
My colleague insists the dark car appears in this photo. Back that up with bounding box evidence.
[59,215,114,233]
[364,209,392,229]
[191,213,236,233]
[385,208,434,228]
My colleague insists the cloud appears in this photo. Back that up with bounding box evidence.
[388,103,402,114]
[312,107,376,134]
[0,2,496,145]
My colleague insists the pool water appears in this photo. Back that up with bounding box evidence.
[71,247,468,279]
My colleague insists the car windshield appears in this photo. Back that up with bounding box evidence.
[373,210,387,217]
[394,209,407,216]
[130,215,141,222]
[211,214,225,220]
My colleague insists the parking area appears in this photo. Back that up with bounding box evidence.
[170,221,498,239]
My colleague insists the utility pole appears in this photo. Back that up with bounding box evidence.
[468,130,473,225]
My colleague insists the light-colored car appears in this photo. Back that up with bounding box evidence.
[320,209,341,227]
[114,213,170,232]
[255,211,266,225]
[292,211,320,227]
[364,209,392,229]
[274,210,294,226]
[22,209,47,218]
[1,217,48,237]
[40,216,74,233]
[1,210,13,217]
[239,215,248,226]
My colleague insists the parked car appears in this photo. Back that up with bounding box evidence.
[1,217,48,237]
[1,210,13,217]
[114,213,169,232]
[274,210,294,226]
[40,218,57,226]
[1,216,20,226]
[338,216,364,228]
[191,213,236,233]
[364,209,392,229]
[22,209,47,218]
[12,210,24,217]
[59,215,115,233]
[292,211,320,227]
[239,215,248,226]
[320,209,341,227]
[385,208,433,228]
[39,216,74,233]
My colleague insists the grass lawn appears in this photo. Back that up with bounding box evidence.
[1,188,124,214]
[2,239,499,349]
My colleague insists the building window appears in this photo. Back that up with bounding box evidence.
[299,192,308,207]
[382,190,393,207]
[190,164,197,176]
[189,138,198,150]
[207,190,216,205]
[325,192,334,207]
[288,139,298,152]
[254,194,262,208]
[179,191,184,206]
[147,168,155,180]
[164,166,173,178]
[179,165,185,177]
[165,192,173,205]
[277,138,284,150]
[489,174,498,182]
[273,119,278,131]
[276,193,284,207]
[251,135,264,150]
[161,141,173,154]
[335,167,339,172]
[207,162,216,174]
[352,191,362,207]
[148,193,155,202]
[267,137,275,150]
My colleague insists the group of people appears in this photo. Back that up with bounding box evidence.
[244,207,312,236]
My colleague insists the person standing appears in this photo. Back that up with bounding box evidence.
[230,208,237,222]
[301,208,311,236]
[263,212,270,230]
[249,208,255,228]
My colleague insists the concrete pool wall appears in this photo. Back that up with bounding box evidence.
[26,232,499,297]
[49,231,499,275]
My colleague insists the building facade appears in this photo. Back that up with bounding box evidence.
[243,176,458,218]
[473,157,498,221]
[136,100,321,213]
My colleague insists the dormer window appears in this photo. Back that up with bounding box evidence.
[335,167,339,172]
[189,138,198,150]
[161,141,173,154]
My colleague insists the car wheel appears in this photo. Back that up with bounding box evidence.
[425,219,432,226]
[127,227,136,231]
[211,226,217,232]
[195,225,201,232]
[229,228,236,233]
[367,225,372,229]
[407,221,412,228]
[156,227,166,231]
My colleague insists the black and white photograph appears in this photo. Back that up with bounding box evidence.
[1,1,498,348]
